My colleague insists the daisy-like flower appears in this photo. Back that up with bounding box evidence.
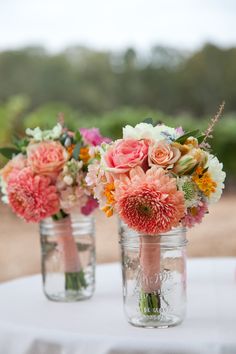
[206,154,226,204]
[181,202,208,228]
[115,166,185,234]
[192,154,225,204]
[177,176,199,208]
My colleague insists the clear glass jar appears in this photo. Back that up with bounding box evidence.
[40,214,95,302]
[119,221,187,328]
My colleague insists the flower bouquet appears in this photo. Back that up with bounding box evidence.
[86,104,226,326]
[0,121,109,300]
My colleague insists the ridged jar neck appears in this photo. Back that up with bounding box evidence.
[119,218,187,247]
[40,214,94,237]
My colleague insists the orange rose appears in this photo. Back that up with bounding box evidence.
[27,141,69,177]
[148,140,180,168]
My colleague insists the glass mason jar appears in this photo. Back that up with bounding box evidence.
[40,214,95,302]
[119,221,187,328]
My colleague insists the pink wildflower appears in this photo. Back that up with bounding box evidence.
[181,202,208,228]
[80,128,111,146]
[81,197,98,215]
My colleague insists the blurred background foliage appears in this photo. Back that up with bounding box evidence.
[0,43,235,187]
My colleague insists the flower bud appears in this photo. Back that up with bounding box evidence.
[173,155,198,175]
[64,137,72,147]
[173,148,207,175]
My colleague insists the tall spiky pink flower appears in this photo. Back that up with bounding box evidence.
[115,166,185,234]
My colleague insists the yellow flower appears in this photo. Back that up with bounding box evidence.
[79,147,90,164]
[101,205,114,217]
[192,167,217,197]
[101,183,115,217]
[104,182,115,205]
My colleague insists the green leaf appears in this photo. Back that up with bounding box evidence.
[143,117,154,125]
[196,134,205,144]
[72,142,82,160]
[0,147,21,159]
[74,130,82,143]
[188,163,199,175]
[52,210,68,221]
[13,137,29,151]
[175,129,200,144]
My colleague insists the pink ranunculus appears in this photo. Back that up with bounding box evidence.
[148,140,181,168]
[7,167,60,222]
[27,141,68,177]
[104,139,149,174]
[0,154,27,182]
[80,128,111,146]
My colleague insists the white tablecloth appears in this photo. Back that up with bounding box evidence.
[0,258,236,354]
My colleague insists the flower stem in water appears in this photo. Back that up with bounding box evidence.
[65,270,87,291]
[139,290,161,316]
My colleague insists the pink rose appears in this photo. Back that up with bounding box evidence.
[105,139,149,173]
[0,154,26,182]
[80,128,111,146]
[27,141,68,177]
[148,140,180,168]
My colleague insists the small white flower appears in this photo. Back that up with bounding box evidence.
[0,176,9,204]
[206,154,226,204]
[26,127,43,141]
[26,123,63,141]
[63,175,74,186]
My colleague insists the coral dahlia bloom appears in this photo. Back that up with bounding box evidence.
[7,168,60,222]
[115,166,185,234]
[27,141,68,177]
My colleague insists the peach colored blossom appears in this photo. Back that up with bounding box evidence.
[0,154,26,182]
[27,141,68,177]
[7,167,60,222]
[104,139,149,173]
[148,140,180,168]
[115,166,185,234]
[58,185,88,214]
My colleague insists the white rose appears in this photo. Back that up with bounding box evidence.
[123,123,163,140]
[123,123,180,141]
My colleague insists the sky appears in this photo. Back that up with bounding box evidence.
[0,0,236,53]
